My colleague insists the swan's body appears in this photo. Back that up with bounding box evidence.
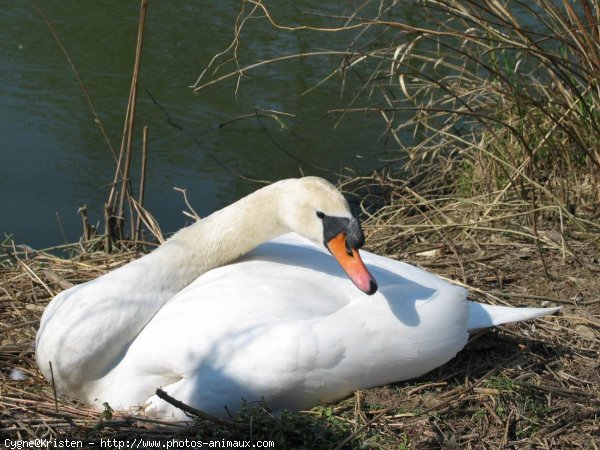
[36,178,559,420]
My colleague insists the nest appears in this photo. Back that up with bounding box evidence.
[1,185,599,448]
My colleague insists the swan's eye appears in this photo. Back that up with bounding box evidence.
[316,211,325,219]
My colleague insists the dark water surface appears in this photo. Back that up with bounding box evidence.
[1,2,403,248]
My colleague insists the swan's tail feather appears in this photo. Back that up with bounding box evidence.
[467,301,560,332]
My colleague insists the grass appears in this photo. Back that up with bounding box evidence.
[2,0,600,448]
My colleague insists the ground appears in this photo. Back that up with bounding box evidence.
[1,226,598,449]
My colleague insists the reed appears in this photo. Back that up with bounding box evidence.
[369,0,600,215]
[195,0,600,235]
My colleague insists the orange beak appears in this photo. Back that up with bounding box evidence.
[326,232,378,295]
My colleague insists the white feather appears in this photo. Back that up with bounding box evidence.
[10,368,29,381]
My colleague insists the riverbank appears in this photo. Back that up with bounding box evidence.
[1,171,598,448]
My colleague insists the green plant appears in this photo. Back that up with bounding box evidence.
[484,375,515,391]
[397,432,411,450]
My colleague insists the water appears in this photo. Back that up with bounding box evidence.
[1,2,403,248]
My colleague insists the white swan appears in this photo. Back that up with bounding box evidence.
[36,177,559,420]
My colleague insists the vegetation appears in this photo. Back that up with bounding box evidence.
[2,1,599,448]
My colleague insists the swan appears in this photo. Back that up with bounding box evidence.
[36,177,559,420]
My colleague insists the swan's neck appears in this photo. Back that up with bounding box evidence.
[37,182,289,389]
[153,183,288,291]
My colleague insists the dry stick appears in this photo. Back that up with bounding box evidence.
[191,0,260,93]
[104,1,146,248]
[48,362,59,414]
[522,383,600,402]
[332,407,391,450]
[135,126,149,242]
[78,206,93,241]
[174,187,201,221]
[18,260,54,298]
[130,198,164,243]
[154,389,246,430]
[535,406,600,439]
[0,319,39,333]
[145,88,270,185]
[102,205,114,253]
[2,414,36,438]
[193,51,357,93]
[492,291,571,305]
[117,0,148,240]
[41,270,74,290]
[529,162,552,279]
[32,1,117,163]
[55,212,69,248]
[107,39,136,212]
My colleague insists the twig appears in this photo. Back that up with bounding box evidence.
[145,88,270,185]
[135,126,149,241]
[32,1,117,162]
[154,389,246,430]
[192,51,357,92]
[42,269,75,291]
[0,319,39,333]
[522,383,600,403]
[117,0,148,240]
[491,291,571,305]
[18,261,55,298]
[173,188,201,221]
[78,206,95,242]
[333,407,391,450]
[48,362,59,414]
[130,199,164,244]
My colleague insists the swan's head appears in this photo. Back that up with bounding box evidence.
[280,177,378,295]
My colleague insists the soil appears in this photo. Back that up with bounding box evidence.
[1,229,598,449]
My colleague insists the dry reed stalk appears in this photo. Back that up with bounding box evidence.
[101,0,162,250]
[134,126,149,242]
[106,0,148,243]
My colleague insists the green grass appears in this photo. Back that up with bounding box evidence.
[482,376,549,438]
[189,404,353,449]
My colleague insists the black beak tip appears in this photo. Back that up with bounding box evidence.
[367,279,378,295]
